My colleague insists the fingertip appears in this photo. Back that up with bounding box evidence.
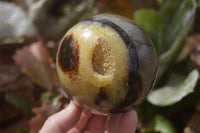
[64,101,80,112]
[126,109,138,123]
[125,110,138,130]
[117,109,138,133]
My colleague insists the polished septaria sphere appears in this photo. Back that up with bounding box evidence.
[56,14,157,115]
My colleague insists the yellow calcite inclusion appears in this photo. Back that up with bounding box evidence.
[57,21,130,110]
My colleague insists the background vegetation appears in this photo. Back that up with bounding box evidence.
[0,0,200,132]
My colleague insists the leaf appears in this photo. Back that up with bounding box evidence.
[145,115,176,133]
[13,39,58,90]
[159,0,197,63]
[134,9,162,54]
[147,69,199,106]
[0,1,37,46]
[159,0,182,39]
[190,34,200,72]
[28,95,62,133]
[176,34,200,62]
[5,93,34,115]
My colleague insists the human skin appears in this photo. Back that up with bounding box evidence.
[40,102,137,133]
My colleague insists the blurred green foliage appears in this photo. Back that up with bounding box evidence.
[1,0,200,133]
[133,0,200,132]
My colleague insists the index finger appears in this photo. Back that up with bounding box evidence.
[39,102,82,133]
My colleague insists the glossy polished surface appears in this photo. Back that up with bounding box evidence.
[56,14,157,114]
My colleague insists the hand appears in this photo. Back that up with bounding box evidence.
[40,102,137,133]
